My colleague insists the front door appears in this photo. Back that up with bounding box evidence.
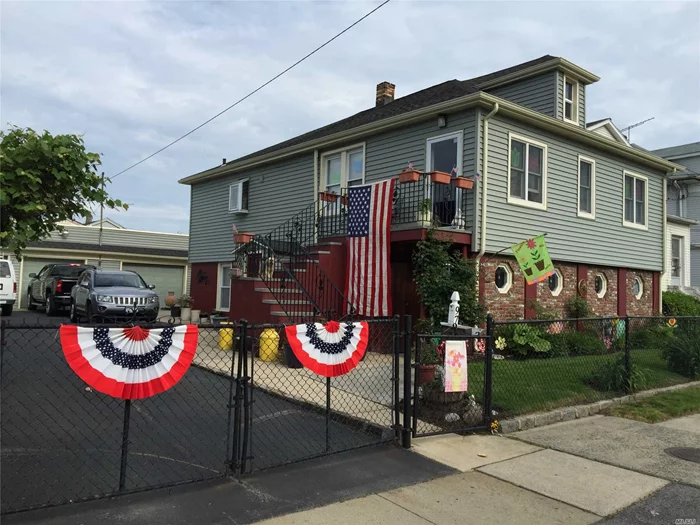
[426,132,463,228]
[671,236,683,287]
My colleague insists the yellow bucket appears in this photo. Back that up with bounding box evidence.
[259,328,281,362]
[218,322,235,351]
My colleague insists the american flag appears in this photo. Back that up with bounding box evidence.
[345,179,395,317]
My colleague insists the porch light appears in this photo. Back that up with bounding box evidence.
[437,114,447,128]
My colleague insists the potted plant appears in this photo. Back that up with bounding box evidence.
[399,168,421,183]
[429,171,451,185]
[319,191,339,203]
[179,295,194,322]
[453,177,474,190]
[232,224,253,244]
[164,291,177,308]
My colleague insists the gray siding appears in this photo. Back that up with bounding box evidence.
[46,225,188,251]
[484,115,665,271]
[692,247,700,287]
[486,72,558,118]
[189,153,315,263]
[677,156,700,174]
[556,72,586,127]
[667,185,682,216]
[361,108,478,231]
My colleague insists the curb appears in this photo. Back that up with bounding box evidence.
[498,380,700,434]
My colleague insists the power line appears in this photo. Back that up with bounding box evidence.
[111,0,392,180]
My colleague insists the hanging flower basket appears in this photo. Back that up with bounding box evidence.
[233,232,253,244]
[430,171,451,185]
[319,191,339,203]
[399,169,422,183]
[453,177,474,190]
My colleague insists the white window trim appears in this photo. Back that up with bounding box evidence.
[319,142,366,192]
[633,276,644,300]
[216,263,232,312]
[425,130,464,176]
[622,170,649,230]
[577,155,596,220]
[507,132,548,211]
[595,273,607,298]
[563,75,579,125]
[228,179,249,214]
[549,269,563,296]
[494,263,513,294]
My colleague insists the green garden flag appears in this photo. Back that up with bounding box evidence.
[511,235,555,284]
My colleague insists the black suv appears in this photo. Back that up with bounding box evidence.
[27,263,95,315]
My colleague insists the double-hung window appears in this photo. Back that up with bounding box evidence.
[321,144,365,197]
[623,171,647,229]
[578,156,595,219]
[508,133,547,210]
[564,76,579,124]
[217,264,232,311]
[229,179,249,213]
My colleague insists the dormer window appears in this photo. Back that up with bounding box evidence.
[564,76,579,124]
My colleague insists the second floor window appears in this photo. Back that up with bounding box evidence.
[578,156,595,218]
[623,171,647,229]
[321,145,365,196]
[564,77,579,123]
[229,179,249,213]
[508,134,547,209]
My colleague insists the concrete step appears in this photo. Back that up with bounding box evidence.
[263,299,313,306]
[255,287,303,294]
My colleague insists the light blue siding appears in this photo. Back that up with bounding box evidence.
[189,153,315,263]
[483,115,665,271]
[486,72,557,118]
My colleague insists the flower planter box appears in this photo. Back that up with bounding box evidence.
[430,171,451,185]
[399,169,421,183]
[233,232,253,244]
[418,364,436,385]
[453,177,474,190]
[320,191,339,203]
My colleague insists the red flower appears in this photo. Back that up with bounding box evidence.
[526,238,536,249]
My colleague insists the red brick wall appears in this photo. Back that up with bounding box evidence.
[481,256,525,320]
[534,262,577,317]
[627,270,655,316]
[190,262,219,314]
[587,266,618,316]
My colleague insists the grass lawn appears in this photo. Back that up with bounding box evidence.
[466,348,691,417]
[603,388,700,423]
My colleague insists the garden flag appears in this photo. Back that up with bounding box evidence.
[60,325,198,399]
[511,235,555,284]
[346,179,395,316]
[444,340,468,392]
[285,320,369,377]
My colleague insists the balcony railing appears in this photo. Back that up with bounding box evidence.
[317,174,472,237]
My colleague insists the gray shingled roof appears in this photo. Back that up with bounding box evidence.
[223,55,560,167]
[27,241,188,258]
[652,141,700,159]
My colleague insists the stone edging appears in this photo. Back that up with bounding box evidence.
[498,380,700,434]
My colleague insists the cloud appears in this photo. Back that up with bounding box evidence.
[2,0,699,235]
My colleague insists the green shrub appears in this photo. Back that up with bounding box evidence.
[495,324,551,358]
[527,299,559,321]
[565,296,593,319]
[587,355,648,393]
[663,291,700,317]
[545,331,607,356]
[664,333,700,379]
[629,325,676,350]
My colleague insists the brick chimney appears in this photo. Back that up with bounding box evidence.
[376,81,395,107]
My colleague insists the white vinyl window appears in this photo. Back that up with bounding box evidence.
[563,76,579,124]
[494,264,513,294]
[229,179,249,213]
[595,273,607,298]
[217,264,232,311]
[508,133,547,210]
[548,269,563,296]
[633,276,644,300]
[578,156,596,219]
[671,235,683,286]
[321,144,365,195]
[426,131,463,176]
[623,171,648,229]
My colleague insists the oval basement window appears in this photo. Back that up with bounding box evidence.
[548,269,563,296]
[495,264,512,294]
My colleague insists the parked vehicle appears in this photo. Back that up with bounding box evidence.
[70,269,160,322]
[26,263,95,315]
[0,260,17,316]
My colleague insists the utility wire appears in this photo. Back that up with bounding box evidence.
[111,0,392,180]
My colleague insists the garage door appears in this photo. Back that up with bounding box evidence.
[121,263,185,307]
[20,257,84,308]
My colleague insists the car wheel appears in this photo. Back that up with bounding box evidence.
[69,302,79,323]
[45,293,56,316]
[1,304,12,316]
[27,291,36,311]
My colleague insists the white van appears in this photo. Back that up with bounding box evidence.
[0,259,17,316]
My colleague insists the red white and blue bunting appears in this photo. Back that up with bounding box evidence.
[60,325,198,399]
[285,320,369,377]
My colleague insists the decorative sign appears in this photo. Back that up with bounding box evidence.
[60,325,198,399]
[511,235,555,284]
[443,340,468,392]
[285,320,369,377]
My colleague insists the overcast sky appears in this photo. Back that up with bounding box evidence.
[3,1,699,234]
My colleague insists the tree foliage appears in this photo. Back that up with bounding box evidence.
[412,230,483,327]
[0,126,128,257]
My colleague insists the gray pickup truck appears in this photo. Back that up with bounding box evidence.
[26,263,95,315]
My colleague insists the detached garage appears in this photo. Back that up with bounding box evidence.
[122,263,185,307]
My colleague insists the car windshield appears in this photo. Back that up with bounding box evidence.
[94,273,147,288]
[51,265,91,278]
[0,261,11,278]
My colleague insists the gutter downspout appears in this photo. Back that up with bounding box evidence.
[475,102,500,266]
[661,168,675,311]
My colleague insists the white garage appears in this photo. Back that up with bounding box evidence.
[121,263,186,307]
